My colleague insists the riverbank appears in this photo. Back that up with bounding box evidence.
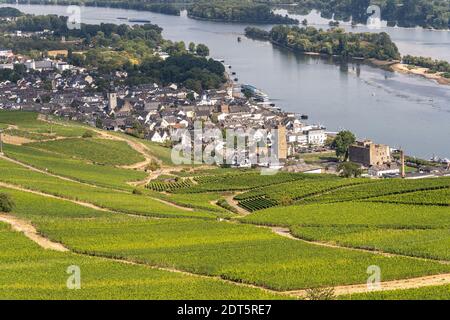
[390,63,450,86]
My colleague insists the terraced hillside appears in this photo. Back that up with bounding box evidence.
[0,111,449,300]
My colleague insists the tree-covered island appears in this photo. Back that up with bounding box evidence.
[245,25,401,61]
[187,0,298,24]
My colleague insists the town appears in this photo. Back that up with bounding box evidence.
[1,45,450,178]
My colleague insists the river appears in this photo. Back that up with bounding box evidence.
[2,4,449,159]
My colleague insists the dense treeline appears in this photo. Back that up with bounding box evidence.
[267,0,450,30]
[245,25,401,61]
[0,7,24,17]
[5,0,182,16]
[0,12,225,92]
[188,0,298,24]
[402,55,450,78]
[125,54,226,92]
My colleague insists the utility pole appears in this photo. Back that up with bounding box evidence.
[0,129,3,155]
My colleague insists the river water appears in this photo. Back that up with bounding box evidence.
[2,4,449,159]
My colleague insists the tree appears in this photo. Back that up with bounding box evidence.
[338,162,362,178]
[0,193,14,212]
[196,44,210,57]
[188,42,196,53]
[332,130,356,161]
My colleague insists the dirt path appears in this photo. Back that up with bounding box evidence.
[0,154,104,188]
[1,181,449,297]
[0,181,115,212]
[151,197,194,212]
[224,193,249,216]
[1,134,34,145]
[92,129,160,171]
[285,273,450,298]
[0,214,68,252]
[37,115,160,171]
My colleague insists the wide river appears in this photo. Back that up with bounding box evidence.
[2,4,450,159]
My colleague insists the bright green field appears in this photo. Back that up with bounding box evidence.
[1,111,449,300]
[242,202,450,228]
[109,132,174,166]
[0,223,281,300]
[0,158,219,219]
[370,188,450,206]
[0,111,88,138]
[291,225,450,261]
[29,138,145,166]
[4,144,146,190]
[300,178,450,204]
[36,216,450,291]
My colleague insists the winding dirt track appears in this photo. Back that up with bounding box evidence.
[2,207,450,298]
[0,155,194,212]
[0,214,68,252]
[4,117,450,297]
[285,274,450,298]
[224,193,249,216]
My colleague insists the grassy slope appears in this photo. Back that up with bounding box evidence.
[4,144,146,190]
[1,111,450,299]
[0,223,280,300]
[29,138,145,166]
[0,111,88,138]
[242,202,450,228]
[369,188,450,206]
[37,216,450,291]
[0,158,219,219]
[291,225,450,261]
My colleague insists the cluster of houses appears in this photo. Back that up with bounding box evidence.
[0,47,330,169]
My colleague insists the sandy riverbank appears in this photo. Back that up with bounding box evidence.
[390,63,450,86]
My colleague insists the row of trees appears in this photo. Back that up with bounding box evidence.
[125,54,226,93]
[270,0,449,30]
[6,0,181,16]
[1,11,225,92]
[246,25,401,61]
[188,0,298,24]
[403,55,450,78]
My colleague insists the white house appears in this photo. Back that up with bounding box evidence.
[368,164,400,177]
[307,128,327,146]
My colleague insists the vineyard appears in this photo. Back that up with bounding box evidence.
[235,178,375,211]
[369,188,450,206]
[147,179,193,192]
[300,178,450,204]
[238,196,279,212]
[1,111,449,300]
[173,171,310,193]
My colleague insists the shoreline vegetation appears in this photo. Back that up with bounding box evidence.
[276,0,450,31]
[390,63,450,86]
[245,26,450,86]
[244,26,401,61]
[187,1,298,24]
[4,0,181,16]
[0,11,226,92]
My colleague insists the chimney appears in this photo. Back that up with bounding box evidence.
[400,150,406,178]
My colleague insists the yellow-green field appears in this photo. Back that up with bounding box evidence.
[0,111,449,300]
